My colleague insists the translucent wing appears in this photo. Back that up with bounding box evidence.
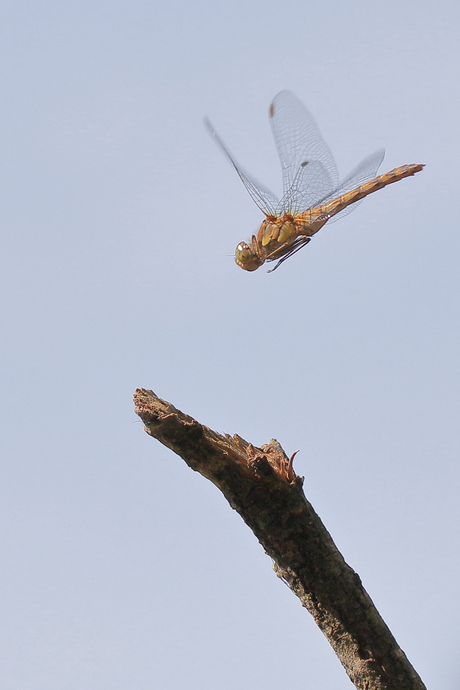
[204,118,279,216]
[322,148,385,223]
[276,160,335,215]
[269,90,339,212]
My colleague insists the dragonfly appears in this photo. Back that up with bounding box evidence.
[205,91,424,272]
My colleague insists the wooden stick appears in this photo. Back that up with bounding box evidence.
[134,388,427,690]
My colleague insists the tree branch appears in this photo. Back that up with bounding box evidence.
[134,388,427,690]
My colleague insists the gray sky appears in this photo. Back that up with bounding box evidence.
[1,1,459,688]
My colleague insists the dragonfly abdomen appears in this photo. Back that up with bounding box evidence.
[302,163,425,223]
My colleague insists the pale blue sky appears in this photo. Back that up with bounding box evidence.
[1,1,459,688]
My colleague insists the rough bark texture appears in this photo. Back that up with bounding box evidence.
[134,388,427,690]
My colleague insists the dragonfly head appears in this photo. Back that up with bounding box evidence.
[235,241,264,272]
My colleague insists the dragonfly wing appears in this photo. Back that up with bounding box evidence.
[268,90,338,208]
[204,117,279,216]
[277,160,336,215]
[324,148,385,224]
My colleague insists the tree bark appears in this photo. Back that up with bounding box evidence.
[134,388,427,690]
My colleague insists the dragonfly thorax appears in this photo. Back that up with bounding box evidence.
[235,216,302,271]
[235,213,328,272]
[258,216,297,247]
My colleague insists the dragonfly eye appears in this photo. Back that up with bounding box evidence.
[235,242,263,272]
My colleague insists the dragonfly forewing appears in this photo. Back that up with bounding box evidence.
[269,90,339,201]
[277,159,336,216]
[204,117,279,216]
